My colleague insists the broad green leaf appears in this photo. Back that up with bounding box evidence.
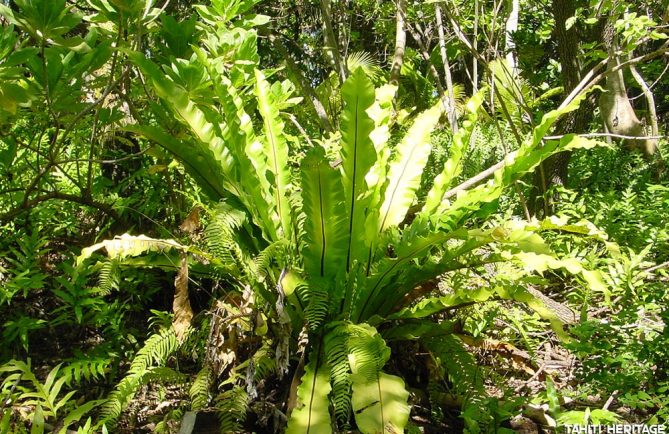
[254,69,293,239]
[301,146,347,278]
[216,76,278,242]
[31,404,44,434]
[127,51,238,192]
[124,125,231,202]
[285,352,332,434]
[339,67,377,271]
[356,230,462,321]
[347,324,410,434]
[378,103,442,232]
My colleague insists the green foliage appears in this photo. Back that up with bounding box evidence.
[286,350,333,434]
[215,385,249,433]
[97,327,179,428]
[2,0,667,431]
[0,359,101,433]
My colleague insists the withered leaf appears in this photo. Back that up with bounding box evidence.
[173,252,193,342]
[179,206,201,233]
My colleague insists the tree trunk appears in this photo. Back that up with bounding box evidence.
[389,0,407,87]
[268,34,334,133]
[320,0,347,83]
[598,21,657,155]
[505,0,520,73]
[532,0,588,216]
[435,4,458,133]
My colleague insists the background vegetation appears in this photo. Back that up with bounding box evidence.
[0,0,667,433]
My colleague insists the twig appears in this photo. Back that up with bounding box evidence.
[544,133,664,141]
[514,364,545,393]
[603,390,618,411]
[284,113,314,148]
[644,260,669,274]
[443,127,666,199]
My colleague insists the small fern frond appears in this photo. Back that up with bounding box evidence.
[324,324,352,427]
[253,239,289,278]
[303,283,329,331]
[424,334,486,405]
[96,258,120,295]
[61,356,112,386]
[142,366,187,385]
[215,385,249,433]
[189,366,211,411]
[97,328,179,427]
[205,204,249,272]
[251,344,277,382]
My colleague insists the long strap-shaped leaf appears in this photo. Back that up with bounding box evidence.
[285,348,333,434]
[254,69,292,240]
[301,146,347,279]
[422,88,487,216]
[128,52,235,179]
[339,67,376,271]
[378,103,443,232]
[347,323,410,434]
[215,75,278,242]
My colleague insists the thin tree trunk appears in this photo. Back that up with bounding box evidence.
[268,34,334,133]
[629,63,659,153]
[406,23,454,124]
[505,0,520,73]
[598,18,654,154]
[320,0,347,83]
[435,4,458,133]
[389,0,407,87]
[472,0,479,92]
[531,0,588,216]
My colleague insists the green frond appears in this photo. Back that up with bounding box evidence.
[324,323,352,427]
[422,87,487,216]
[60,356,112,386]
[189,366,211,411]
[204,203,251,275]
[96,258,119,295]
[251,343,277,382]
[254,68,293,239]
[346,51,381,81]
[339,67,377,271]
[303,282,329,331]
[97,328,179,427]
[423,334,486,405]
[418,92,598,233]
[355,231,453,321]
[142,366,187,385]
[215,75,279,242]
[488,58,533,127]
[378,102,443,233]
[285,348,332,434]
[127,52,242,201]
[215,385,249,433]
[300,146,347,279]
[77,233,186,267]
[346,323,410,434]
[253,239,290,278]
[124,124,234,203]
